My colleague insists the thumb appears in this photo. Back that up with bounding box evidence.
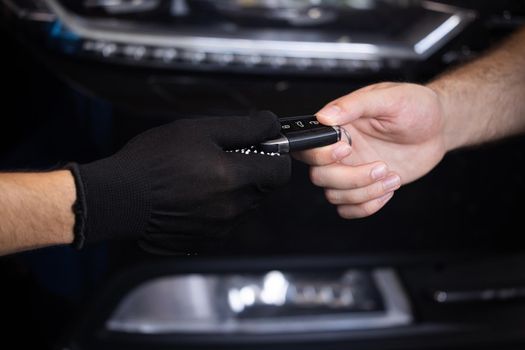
[316,86,402,126]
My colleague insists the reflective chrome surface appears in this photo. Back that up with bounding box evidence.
[106,268,412,334]
[2,0,55,21]
[48,0,474,59]
[4,0,475,74]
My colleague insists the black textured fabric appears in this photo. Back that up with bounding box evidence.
[68,111,291,253]
[66,163,88,248]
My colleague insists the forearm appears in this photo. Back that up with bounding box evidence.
[428,27,525,151]
[0,171,75,256]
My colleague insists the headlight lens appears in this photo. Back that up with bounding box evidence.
[106,268,412,334]
[1,0,475,75]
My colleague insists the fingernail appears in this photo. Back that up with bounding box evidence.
[370,164,388,180]
[382,175,401,191]
[332,143,352,160]
[379,191,394,203]
[317,104,341,122]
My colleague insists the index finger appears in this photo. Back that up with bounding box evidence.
[204,110,281,149]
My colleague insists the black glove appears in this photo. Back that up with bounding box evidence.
[67,111,291,254]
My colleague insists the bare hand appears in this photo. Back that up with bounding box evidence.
[294,82,446,218]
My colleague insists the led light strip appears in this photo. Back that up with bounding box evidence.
[44,0,475,63]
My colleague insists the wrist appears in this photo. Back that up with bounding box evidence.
[426,79,464,153]
[52,170,76,245]
[68,156,151,248]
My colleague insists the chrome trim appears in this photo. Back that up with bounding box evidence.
[106,268,412,334]
[2,0,56,22]
[415,1,476,57]
[44,0,475,62]
[260,135,290,153]
[261,125,344,153]
[332,125,342,142]
[338,126,352,146]
[373,269,413,327]
[415,13,461,55]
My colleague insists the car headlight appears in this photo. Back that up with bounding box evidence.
[2,0,475,75]
[106,268,412,334]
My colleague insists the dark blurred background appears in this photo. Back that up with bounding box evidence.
[1,1,525,349]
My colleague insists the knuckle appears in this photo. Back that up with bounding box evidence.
[365,183,383,200]
[310,167,324,186]
[303,149,327,166]
[337,206,353,219]
[325,189,339,204]
[361,201,380,217]
[312,151,328,165]
[344,190,361,204]
[337,100,353,115]
[337,190,359,205]
[364,186,375,200]
[343,176,357,190]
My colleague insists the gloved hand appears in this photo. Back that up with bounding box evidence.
[67,111,291,254]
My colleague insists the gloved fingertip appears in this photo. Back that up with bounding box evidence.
[252,110,281,136]
[252,109,277,119]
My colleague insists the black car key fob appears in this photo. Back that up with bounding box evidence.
[260,115,350,153]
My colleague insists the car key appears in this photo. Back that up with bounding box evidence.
[259,115,351,153]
